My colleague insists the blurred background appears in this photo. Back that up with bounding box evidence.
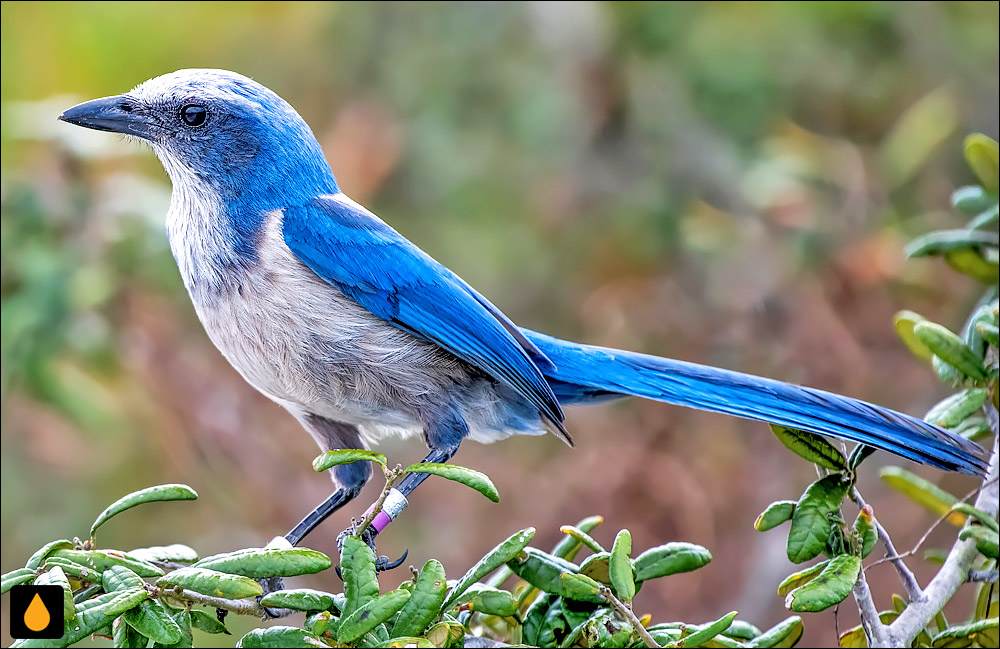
[2,2,998,646]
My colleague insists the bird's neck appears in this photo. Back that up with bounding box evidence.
[165,174,259,304]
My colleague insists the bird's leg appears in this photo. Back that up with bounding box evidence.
[339,446,459,572]
[285,482,365,546]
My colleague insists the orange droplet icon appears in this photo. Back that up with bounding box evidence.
[24,592,51,632]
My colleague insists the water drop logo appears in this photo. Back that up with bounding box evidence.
[24,592,51,631]
[10,585,64,639]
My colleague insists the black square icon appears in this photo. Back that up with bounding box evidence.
[9,584,65,639]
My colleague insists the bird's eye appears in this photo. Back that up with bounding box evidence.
[180,104,208,127]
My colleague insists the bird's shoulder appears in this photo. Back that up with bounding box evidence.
[279,193,568,436]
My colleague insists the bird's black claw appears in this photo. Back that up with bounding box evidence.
[334,521,407,576]
[375,548,408,572]
[255,576,293,619]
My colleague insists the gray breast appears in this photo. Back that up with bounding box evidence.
[166,200,483,442]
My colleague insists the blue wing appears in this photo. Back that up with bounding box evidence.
[282,193,568,439]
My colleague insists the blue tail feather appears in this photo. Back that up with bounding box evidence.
[525,330,987,476]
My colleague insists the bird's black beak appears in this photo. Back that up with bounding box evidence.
[58,95,155,140]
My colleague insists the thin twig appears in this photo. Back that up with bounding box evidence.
[866,476,998,568]
[354,465,403,538]
[852,487,923,602]
[155,585,272,618]
[852,567,890,647]
[599,586,660,648]
[968,568,998,583]
[882,432,999,647]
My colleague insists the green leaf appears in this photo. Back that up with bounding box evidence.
[965,133,1000,192]
[441,526,534,611]
[551,515,604,561]
[952,185,997,215]
[384,637,434,648]
[49,549,163,578]
[448,584,518,617]
[914,321,988,382]
[113,616,149,648]
[754,501,796,532]
[969,204,1000,230]
[776,560,829,597]
[931,617,998,648]
[401,462,499,502]
[40,557,101,583]
[959,526,999,559]
[312,449,387,472]
[337,589,411,644]
[124,599,183,645]
[978,323,1000,348]
[559,572,603,600]
[679,611,738,647]
[189,609,228,635]
[852,506,878,559]
[951,504,999,532]
[847,444,877,471]
[520,592,555,647]
[423,621,465,648]
[238,626,324,648]
[579,551,611,584]
[34,566,75,621]
[787,475,850,563]
[724,620,762,641]
[770,425,846,470]
[127,545,198,564]
[945,248,1000,284]
[880,466,964,524]
[894,310,936,361]
[390,559,447,637]
[340,534,379,619]
[558,525,606,554]
[90,484,198,538]
[925,389,990,428]
[1,568,36,595]
[506,548,601,603]
[785,554,861,612]
[156,567,263,599]
[905,229,999,258]
[744,616,804,648]
[25,540,74,571]
[193,547,330,578]
[633,542,712,580]
[102,565,145,593]
[609,529,635,602]
[259,588,336,612]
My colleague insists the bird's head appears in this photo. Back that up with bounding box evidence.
[59,69,338,208]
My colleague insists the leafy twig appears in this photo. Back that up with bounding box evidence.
[599,585,660,648]
[852,567,890,647]
[156,585,272,618]
[851,487,923,602]
[880,432,999,647]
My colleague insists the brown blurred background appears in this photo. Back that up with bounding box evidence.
[1,2,998,646]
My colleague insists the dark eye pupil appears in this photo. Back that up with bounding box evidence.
[181,105,207,127]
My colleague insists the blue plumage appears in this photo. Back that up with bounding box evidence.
[58,69,986,546]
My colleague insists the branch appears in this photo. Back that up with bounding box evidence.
[852,566,891,647]
[599,586,660,648]
[156,585,273,618]
[851,487,923,602]
[883,429,999,647]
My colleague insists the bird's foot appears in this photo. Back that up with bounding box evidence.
[254,537,295,619]
[335,520,408,575]
[255,576,294,619]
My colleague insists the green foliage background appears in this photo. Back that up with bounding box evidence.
[1,2,997,646]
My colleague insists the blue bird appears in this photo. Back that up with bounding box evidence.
[59,69,985,557]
